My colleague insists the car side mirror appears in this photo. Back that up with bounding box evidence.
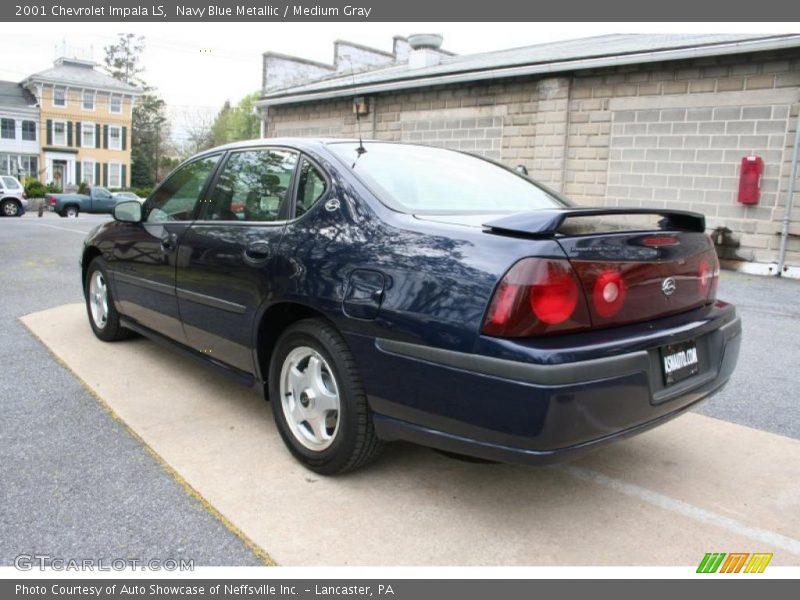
[113,200,142,223]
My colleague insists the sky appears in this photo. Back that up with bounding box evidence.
[0,22,794,144]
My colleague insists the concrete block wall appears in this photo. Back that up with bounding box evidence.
[264,48,800,267]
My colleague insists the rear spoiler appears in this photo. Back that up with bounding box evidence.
[483,208,706,237]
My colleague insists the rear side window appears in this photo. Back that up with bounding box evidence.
[2,176,20,189]
[206,149,298,222]
[146,155,220,223]
[294,159,328,217]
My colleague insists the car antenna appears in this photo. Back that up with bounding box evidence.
[344,56,367,168]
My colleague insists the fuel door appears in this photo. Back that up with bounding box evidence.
[343,269,386,320]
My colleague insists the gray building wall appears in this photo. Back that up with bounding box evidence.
[265,49,800,268]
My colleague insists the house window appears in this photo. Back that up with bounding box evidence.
[109,95,122,114]
[20,155,38,178]
[0,154,37,178]
[1,118,14,139]
[82,90,95,111]
[53,87,66,107]
[109,162,122,188]
[81,123,95,148]
[82,160,95,186]
[109,125,122,150]
[53,121,67,146]
[21,120,36,141]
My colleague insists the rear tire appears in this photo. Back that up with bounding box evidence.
[64,205,79,218]
[84,257,132,342]
[269,319,383,475]
[1,199,20,217]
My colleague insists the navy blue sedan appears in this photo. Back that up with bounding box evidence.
[81,139,741,474]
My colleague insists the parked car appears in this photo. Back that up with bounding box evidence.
[48,186,118,217]
[0,176,28,217]
[81,139,741,474]
[112,191,145,203]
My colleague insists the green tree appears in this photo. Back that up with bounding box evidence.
[104,33,169,187]
[103,33,146,87]
[208,92,261,147]
[131,94,168,187]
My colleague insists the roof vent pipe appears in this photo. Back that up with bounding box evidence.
[407,33,444,69]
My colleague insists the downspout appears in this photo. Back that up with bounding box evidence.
[777,109,800,277]
[260,105,269,138]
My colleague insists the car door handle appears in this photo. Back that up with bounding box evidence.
[243,243,271,265]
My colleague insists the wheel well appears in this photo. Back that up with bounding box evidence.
[256,302,329,384]
[1,197,21,205]
[81,247,102,291]
[64,203,79,211]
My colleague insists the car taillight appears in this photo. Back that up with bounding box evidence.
[482,258,591,337]
[49,196,56,205]
[706,251,720,301]
[22,191,27,199]
[592,269,627,318]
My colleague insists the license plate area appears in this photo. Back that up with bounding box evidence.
[660,339,699,386]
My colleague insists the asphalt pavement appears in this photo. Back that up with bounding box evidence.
[1,210,798,566]
[0,212,264,567]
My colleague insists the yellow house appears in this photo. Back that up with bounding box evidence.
[22,56,141,191]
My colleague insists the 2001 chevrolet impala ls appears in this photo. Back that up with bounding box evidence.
[81,139,741,474]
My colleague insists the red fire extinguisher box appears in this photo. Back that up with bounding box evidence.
[738,155,763,205]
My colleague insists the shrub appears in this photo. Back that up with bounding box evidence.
[24,179,47,198]
[45,182,61,193]
[77,181,89,195]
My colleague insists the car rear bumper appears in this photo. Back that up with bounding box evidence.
[347,301,741,464]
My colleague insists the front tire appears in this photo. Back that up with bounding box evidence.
[269,319,382,475]
[1,199,20,217]
[84,257,131,342]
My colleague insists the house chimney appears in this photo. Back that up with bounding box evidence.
[407,33,444,69]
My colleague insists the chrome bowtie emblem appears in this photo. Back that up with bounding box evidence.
[324,198,341,212]
[661,277,677,297]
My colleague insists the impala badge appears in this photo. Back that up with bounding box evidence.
[662,277,677,297]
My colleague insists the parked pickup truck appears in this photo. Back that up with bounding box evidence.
[47,186,121,217]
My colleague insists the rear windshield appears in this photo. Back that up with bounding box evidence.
[328,142,569,214]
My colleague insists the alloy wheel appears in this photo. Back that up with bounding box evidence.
[279,346,341,451]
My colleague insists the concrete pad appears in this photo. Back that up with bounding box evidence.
[21,304,800,566]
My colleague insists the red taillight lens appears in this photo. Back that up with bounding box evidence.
[482,258,591,337]
[530,272,579,324]
[592,270,627,318]
[49,196,56,205]
[698,258,711,296]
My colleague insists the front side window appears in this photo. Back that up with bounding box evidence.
[295,159,328,217]
[206,149,298,222]
[21,120,36,141]
[1,118,14,139]
[53,121,67,146]
[93,186,112,200]
[82,90,95,110]
[81,123,95,148]
[53,87,66,107]
[109,126,121,150]
[109,95,122,114]
[147,155,220,223]
[328,142,568,214]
